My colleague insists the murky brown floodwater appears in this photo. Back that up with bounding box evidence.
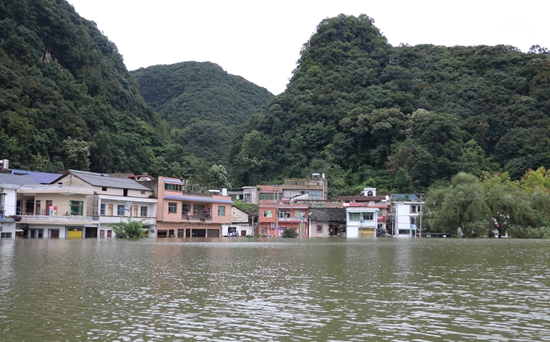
[0,238,549,341]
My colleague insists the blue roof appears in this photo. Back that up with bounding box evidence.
[391,194,419,201]
[28,172,62,184]
[11,170,62,184]
[165,195,233,204]
[164,179,184,184]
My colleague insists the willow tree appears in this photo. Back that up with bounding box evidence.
[483,171,545,237]
[426,173,488,236]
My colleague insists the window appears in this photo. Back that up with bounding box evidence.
[294,210,305,219]
[102,187,107,191]
[278,211,291,219]
[411,205,417,213]
[308,190,322,200]
[141,191,145,194]
[316,225,323,232]
[193,204,210,216]
[399,229,411,235]
[218,206,226,216]
[263,210,272,218]
[165,183,182,191]
[410,216,417,224]
[140,206,148,217]
[349,213,360,221]
[1,232,12,238]
[168,202,177,214]
[182,203,191,215]
[123,189,128,197]
[25,200,33,215]
[362,213,374,221]
[35,200,41,215]
[69,200,83,215]
[100,204,106,215]
[259,193,278,201]
[117,205,125,216]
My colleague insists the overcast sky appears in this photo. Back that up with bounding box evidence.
[68,0,549,95]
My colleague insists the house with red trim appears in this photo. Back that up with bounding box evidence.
[258,201,309,237]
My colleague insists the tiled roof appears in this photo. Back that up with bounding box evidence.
[28,172,62,184]
[10,169,61,184]
[391,194,419,201]
[334,195,387,202]
[65,170,151,191]
[165,195,233,204]
[0,174,40,186]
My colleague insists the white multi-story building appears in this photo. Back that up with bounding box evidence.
[0,174,39,239]
[391,194,423,237]
[346,204,378,238]
[16,170,157,238]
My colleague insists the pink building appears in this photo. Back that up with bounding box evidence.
[143,176,232,238]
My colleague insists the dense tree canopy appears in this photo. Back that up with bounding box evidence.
[131,62,273,164]
[228,14,550,195]
[425,169,550,238]
[0,0,168,173]
[3,6,550,195]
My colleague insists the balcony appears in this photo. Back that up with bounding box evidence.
[277,217,305,223]
[19,215,93,224]
[18,185,94,196]
[182,215,212,222]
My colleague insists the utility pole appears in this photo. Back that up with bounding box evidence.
[419,193,423,238]
[274,186,279,238]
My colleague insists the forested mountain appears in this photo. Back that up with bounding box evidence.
[0,0,211,180]
[229,14,550,195]
[131,62,273,164]
[3,3,549,195]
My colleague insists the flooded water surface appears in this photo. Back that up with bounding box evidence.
[1,238,549,341]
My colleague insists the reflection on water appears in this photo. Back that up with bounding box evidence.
[0,238,550,341]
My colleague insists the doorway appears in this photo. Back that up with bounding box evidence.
[85,227,97,238]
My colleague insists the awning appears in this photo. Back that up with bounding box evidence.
[164,179,184,184]
[165,194,233,204]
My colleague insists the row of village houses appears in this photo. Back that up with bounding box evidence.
[0,160,425,240]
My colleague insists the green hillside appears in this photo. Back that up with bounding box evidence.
[228,14,550,195]
[0,0,173,173]
[3,4,549,194]
[131,62,273,164]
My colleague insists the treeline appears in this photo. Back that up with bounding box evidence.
[425,168,550,238]
[131,62,273,165]
[0,0,225,186]
[228,14,550,196]
[3,6,550,196]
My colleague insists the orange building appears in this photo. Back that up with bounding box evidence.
[258,202,309,237]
